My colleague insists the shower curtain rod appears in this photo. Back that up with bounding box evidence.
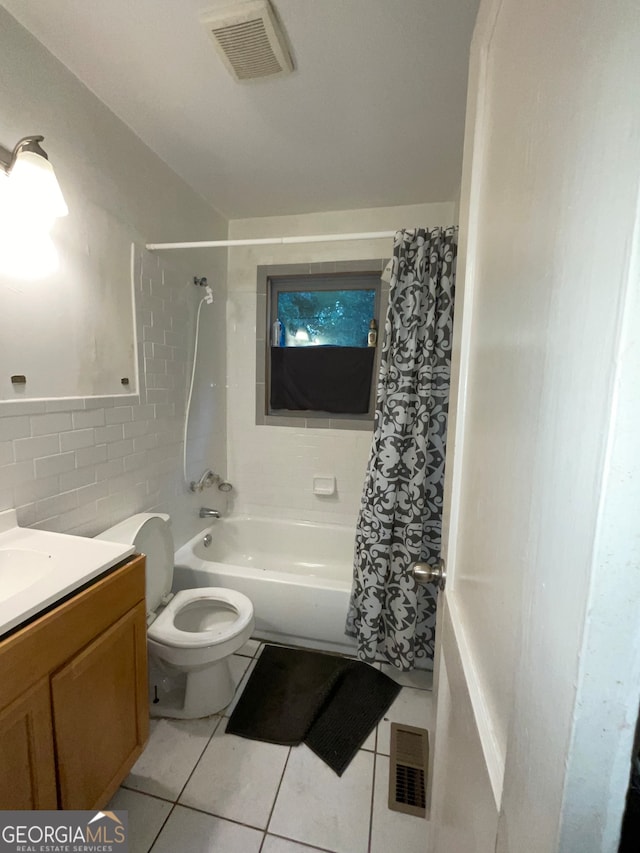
[145,230,396,251]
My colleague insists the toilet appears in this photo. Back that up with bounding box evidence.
[97,512,254,719]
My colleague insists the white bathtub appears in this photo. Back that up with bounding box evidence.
[173,515,357,655]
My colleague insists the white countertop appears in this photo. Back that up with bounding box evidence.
[0,509,135,638]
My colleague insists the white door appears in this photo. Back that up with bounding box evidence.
[426,1,640,851]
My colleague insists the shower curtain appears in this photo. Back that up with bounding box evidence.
[346,226,457,671]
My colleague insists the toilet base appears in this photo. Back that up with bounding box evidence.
[148,656,236,719]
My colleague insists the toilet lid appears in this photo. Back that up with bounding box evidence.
[133,517,174,611]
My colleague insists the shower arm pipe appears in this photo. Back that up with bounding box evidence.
[146,230,396,251]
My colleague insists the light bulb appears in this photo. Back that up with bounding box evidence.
[8,150,68,224]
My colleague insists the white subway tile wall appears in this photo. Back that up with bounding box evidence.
[0,249,201,537]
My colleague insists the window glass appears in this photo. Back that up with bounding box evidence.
[276,289,376,347]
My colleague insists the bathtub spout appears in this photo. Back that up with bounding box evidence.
[199,507,221,519]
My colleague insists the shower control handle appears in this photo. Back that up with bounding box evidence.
[411,559,446,591]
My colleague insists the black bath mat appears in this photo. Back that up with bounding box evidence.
[226,644,401,775]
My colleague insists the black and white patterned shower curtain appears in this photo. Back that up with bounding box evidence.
[346,226,457,671]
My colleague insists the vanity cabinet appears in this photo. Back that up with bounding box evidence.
[0,555,148,810]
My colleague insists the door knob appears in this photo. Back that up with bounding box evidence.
[411,558,446,591]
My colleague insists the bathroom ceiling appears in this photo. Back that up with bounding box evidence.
[1,0,479,220]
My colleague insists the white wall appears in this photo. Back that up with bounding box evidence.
[226,202,454,528]
[0,9,228,546]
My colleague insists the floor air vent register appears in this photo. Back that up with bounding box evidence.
[388,723,429,818]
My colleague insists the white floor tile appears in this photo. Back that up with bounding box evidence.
[125,715,221,800]
[179,718,289,830]
[107,788,171,853]
[269,747,374,853]
[370,755,430,853]
[116,643,415,853]
[151,805,263,853]
[379,663,433,691]
[361,726,376,752]
[237,638,261,657]
[225,658,257,716]
[376,687,433,756]
[262,835,330,853]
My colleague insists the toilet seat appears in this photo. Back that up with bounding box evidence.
[148,587,253,649]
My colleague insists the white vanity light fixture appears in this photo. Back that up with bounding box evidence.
[0,136,68,278]
[0,135,68,223]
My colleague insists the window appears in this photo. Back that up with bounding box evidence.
[256,261,388,428]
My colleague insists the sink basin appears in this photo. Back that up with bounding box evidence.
[0,509,135,638]
[0,548,55,598]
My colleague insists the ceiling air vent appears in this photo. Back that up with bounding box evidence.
[201,0,293,82]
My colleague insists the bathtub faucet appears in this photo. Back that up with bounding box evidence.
[199,507,221,519]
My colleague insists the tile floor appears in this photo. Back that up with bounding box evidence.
[109,639,433,853]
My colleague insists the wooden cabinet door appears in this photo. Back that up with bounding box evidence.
[51,602,148,809]
[0,677,57,808]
